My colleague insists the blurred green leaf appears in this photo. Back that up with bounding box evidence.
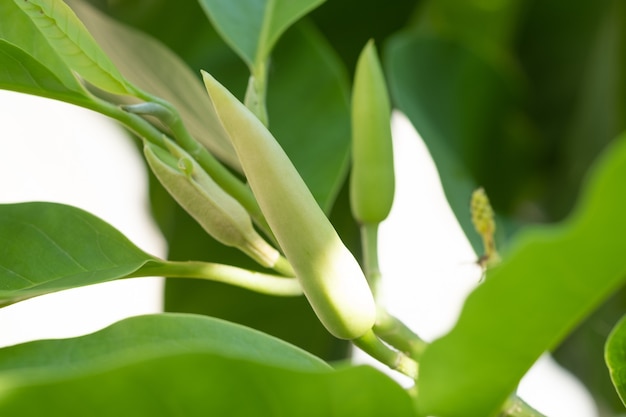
[309,0,418,70]
[0,314,416,416]
[387,33,528,252]
[0,202,155,306]
[67,0,241,171]
[606,315,626,408]
[197,0,324,68]
[417,134,626,417]
[11,0,130,95]
[414,0,523,68]
[0,40,91,104]
[553,287,626,414]
[516,0,626,219]
[268,21,351,211]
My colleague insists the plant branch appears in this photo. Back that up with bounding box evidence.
[374,309,428,361]
[353,329,418,380]
[360,222,382,295]
[131,260,302,296]
[499,396,548,417]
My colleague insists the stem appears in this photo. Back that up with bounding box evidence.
[499,396,548,417]
[272,255,296,277]
[353,330,418,380]
[374,309,428,361]
[132,260,302,296]
[245,60,269,127]
[360,222,382,295]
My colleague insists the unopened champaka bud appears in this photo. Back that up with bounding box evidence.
[202,70,376,340]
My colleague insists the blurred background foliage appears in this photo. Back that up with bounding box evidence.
[83,0,625,413]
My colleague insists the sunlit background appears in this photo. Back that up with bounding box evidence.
[0,90,597,416]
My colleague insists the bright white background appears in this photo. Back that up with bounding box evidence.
[0,90,598,416]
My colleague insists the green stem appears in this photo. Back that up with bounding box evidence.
[132,260,302,296]
[499,396,548,417]
[360,222,382,295]
[353,330,418,380]
[245,60,269,127]
[374,309,428,361]
[273,255,296,277]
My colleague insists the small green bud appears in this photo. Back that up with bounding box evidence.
[350,40,395,225]
[202,70,376,339]
[144,141,280,268]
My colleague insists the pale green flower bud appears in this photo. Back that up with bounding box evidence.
[144,141,280,268]
[202,70,376,339]
[350,40,395,225]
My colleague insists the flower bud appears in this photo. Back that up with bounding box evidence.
[202,70,376,339]
[144,141,280,268]
[350,40,395,224]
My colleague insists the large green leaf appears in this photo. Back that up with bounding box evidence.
[0,202,155,305]
[67,0,241,170]
[606,315,626,407]
[197,0,325,68]
[0,314,416,416]
[0,40,91,105]
[416,134,626,417]
[11,0,131,95]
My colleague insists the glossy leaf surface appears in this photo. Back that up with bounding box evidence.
[417,135,626,417]
[0,314,416,416]
[0,202,154,305]
[198,0,324,67]
[606,315,626,407]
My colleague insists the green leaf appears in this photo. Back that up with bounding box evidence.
[416,134,626,417]
[606,315,626,408]
[0,314,416,416]
[66,0,241,170]
[0,40,90,104]
[0,313,328,373]
[198,0,325,68]
[0,0,82,90]
[11,0,131,95]
[0,202,155,305]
